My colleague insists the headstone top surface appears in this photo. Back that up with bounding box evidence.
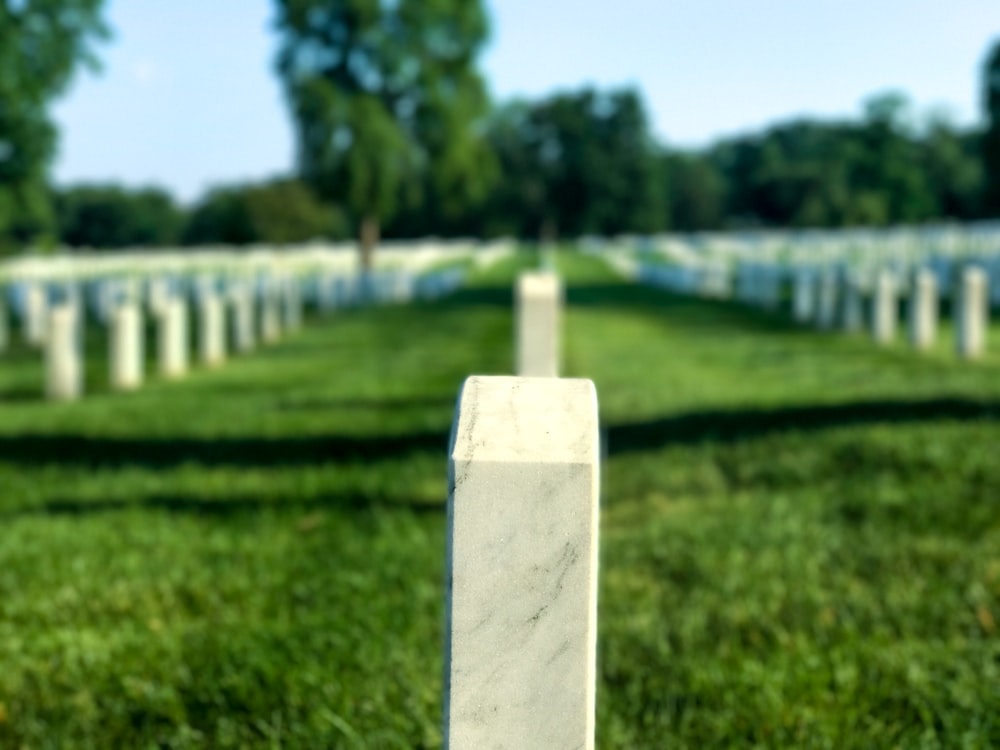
[451,376,597,465]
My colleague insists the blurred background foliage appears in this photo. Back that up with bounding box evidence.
[0,0,999,252]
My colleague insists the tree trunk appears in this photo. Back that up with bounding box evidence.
[360,215,379,272]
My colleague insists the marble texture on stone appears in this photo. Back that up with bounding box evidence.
[871,270,897,345]
[515,271,562,377]
[956,267,988,359]
[908,269,938,351]
[110,303,143,391]
[445,375,599,750]
[46,304,81,401]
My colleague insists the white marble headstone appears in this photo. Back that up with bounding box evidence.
[956,266,988,360]
[908,269,938,352]
[872,270,897,345]
[46,304,81,401]
[158,297,189,378]
[110,302,143,391]
[516,271,562,377]
[445,375,600,750]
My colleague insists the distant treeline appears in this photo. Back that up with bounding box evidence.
[51,83,992,249]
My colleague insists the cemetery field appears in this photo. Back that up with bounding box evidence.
[1,250,1000,748]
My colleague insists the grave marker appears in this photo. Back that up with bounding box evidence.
[908,269,938,351]
[110,300,143,391]
[516,271,562,377]
[956,266,988,359]
[46,303,81,401]
[445,376,599,750]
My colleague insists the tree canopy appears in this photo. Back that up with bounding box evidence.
[0,0,108,251]
[273,0,495,267]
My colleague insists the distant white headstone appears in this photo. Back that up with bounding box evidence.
[110,301,144,391]
[516,271,562,377]
[872,270,897,345]
[24,282,48,346]
[46,303,82,401]
[199,292,226,367]
[908,269,938,352]
[445,376,599,750]
[158,297,189,378]
[956,266,988,360]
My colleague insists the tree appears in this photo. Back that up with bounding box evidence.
[481,87,667,240]
[54,184,183,248]
[0,0,108,252]
[273,0,495,268]
[983,38,1000,217]
[183,178,345,246]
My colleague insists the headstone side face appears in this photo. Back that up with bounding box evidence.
[515,271,562,377]
[445,376,599,750]
[46,304,82,401]
[110,303,143,390]
[957,267,988,359]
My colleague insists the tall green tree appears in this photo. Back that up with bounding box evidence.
[983,38,1000,217]
[273,0,495,268]
[0,0,108,252]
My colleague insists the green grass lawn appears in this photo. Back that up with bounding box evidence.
[0,250,998,748]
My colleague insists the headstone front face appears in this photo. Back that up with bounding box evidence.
[46,304,82,401]
[445,376,600,750]
[956,267,988,360]
[908,269,938,351]
[261,279,282,343]
[232,284,256,353]
[199,293,226,367]
[516,271,562,377]
[872,270,897,345]
[110,302,144,391]
[24,282,48,346]
[158,297,189,378]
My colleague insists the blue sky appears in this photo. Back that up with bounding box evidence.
[52,0,999,203]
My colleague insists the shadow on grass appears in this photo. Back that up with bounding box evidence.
[0,430,449,468]
[13,491,445,518]
[1,397,998,469]
[606,396,1000,453]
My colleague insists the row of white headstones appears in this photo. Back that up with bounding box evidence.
[630,254,994,359]
[0,240,516,401]
[445,269,599,750]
